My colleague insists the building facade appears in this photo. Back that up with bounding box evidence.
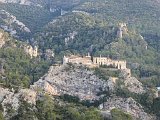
[63,54,127,70]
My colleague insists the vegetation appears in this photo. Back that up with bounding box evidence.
[111,108,132,120]
[0,31,50,88]
[35,11,160,87]
[1,0,160,119]
[0,3,56,38]
[74,0,160,51]
[11,95,103,120]
[94,67,120,80]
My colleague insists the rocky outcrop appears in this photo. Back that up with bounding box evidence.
[23,45,38,58]
[44,49,54,60]
[64,31,78,46]
[0,10,31,36]
[31,64,109,101]
[0,31,5,48]
[0,87,37,119]
[124,77,145,94]
[119,68,145,94]
[19,89,37,104]
[99,96,154,120]
[117,23,128,38]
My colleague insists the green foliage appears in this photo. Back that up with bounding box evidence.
[153,98,160,117]
[0,3,55,37]
[111,108,132,120]
[0,112,4,120]
[0,104,4,120]
[60,94,80,103]
[11,101,36,120]
[115,86,157,113]
[0,34,50,88]
[36,12,160,86]
[35,95,103,120]
[94,67,120,80]
[74,0,160,51]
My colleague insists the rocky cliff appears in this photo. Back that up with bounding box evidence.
[31,64,109,101]
[99,97,155,120]
[0,87,37,119]
[0,63,155,119]
[0,30,6,48]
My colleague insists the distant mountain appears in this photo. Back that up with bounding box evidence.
[0,9,31,38]
[0,3,55,39]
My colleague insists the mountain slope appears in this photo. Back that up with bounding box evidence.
[0,29,50,88]
[72,0,160,51]
[0,3,55,38]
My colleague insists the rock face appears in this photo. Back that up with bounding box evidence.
[23,45,38,58]
[124,77,145,94]
[44,49,54,60]
[119,68,145,94]
[99,97,154,120]
[0,0,34,6]
[0,31,6,48]
[0,87,37,119]
[117,23,128,38]
[19,89,37,104]
[31,64,109,100]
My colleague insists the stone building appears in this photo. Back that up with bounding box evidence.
[93,56,127,69]
[63,54,127,70]
[63,54,93,66]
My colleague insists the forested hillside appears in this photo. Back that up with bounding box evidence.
[0,30,50,88]
[35,12,160,87]
[73,0,160,51]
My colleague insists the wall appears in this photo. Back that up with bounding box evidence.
[63,55,127,70]
[93,57,127,69]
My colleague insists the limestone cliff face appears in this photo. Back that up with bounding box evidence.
[31,64,109,101]
[0,31,5,48]
[31,63,146,100]
[99,97,155,120]
[117,23,128,38]
[23,45,38,58]
[0,87,37,119]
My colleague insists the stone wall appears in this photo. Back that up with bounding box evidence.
[63,55,93,66]
[63,55,127,70]
[93,57,127,69]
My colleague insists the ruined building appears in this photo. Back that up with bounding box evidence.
[63,54,127,70]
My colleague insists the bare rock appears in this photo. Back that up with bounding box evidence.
[99,96,154,120]
[124,77,145,94]
[19,89,37,104]
[31,64,109,101]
